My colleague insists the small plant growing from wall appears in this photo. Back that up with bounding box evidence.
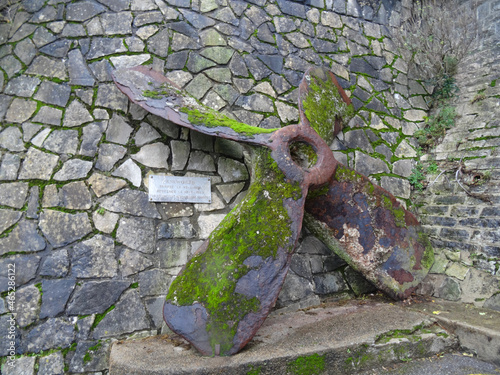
[394,0,478,191]
[394,0,478,106]
[414,106,457,149]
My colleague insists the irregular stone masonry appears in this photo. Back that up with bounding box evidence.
[413,0,500,305]
[0,0,498,373]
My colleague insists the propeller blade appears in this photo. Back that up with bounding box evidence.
[299,67,434,300]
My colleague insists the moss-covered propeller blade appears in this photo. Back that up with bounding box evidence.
[298,67,434,300]
[163,125,336,356]
[112,66,276,147]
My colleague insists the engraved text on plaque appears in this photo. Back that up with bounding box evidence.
[149,176,211,203]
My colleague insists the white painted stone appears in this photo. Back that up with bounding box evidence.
[112,159,142,187]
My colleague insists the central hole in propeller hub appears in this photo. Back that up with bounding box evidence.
[290,141,318,169]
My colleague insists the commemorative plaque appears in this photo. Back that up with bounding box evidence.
[149,175,211,203]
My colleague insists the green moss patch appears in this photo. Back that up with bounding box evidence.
[302,73,354,145]
[287,353,326,375]
[180,107,275,137]
[418,231,435,270]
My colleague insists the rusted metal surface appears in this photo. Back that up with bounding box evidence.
[299,67,433,300]
[113,65,433,356]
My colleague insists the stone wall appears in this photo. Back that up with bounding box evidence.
[0,0,498,373]
[413,0,500,307]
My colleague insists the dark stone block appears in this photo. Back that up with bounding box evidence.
[257,54,284,73]
[438,277,461,301]
[290,254,312,280]
[69,340,111,373]
[421,206,449,215]
[180,9,216,29]
[40,279,76,319]
[434,195,466,205]
[100,189,161,218]
[351,97,364,111]
[92,290,149,339]
[350,57,378,77]
[166,51,189,70]
[313,271,348,294]
[336,76,351,89]
[277,0,306,18]
[23,318,75,353]
[353,87,371,103]
[450,206,481,217]
[257,23,275,44]
[440,228,470,241]
[472,229,500,243]
[138,269,172,297]
[366,97,389,113]
[168,21,198,38]
[66,1,106,21]
[371,78,390,92]
[482,246,500,258]
[40,249,69,277]
[282,69,302,87]
[484,293,500,312]
[34,81,71,107]
[423,216,457,227]
[244,55,272,80]
[39,39,72,58]
[344,266,377,296]
[68,48,96,86]
[480,207,500,217]
[0,315,22,356]
[323,254,347,271]
[459,218,500,228]
[311,39,338,53]
[67,280,130,315]
[364,55,387,70]
[134,11,163,27]
[297,236,331,255]
[250,37,278,54]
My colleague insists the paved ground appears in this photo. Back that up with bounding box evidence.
[109,299,457,375]
[359,353,500,375]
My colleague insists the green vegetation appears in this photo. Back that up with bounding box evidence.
[302,71,355,145]
[344,345,373,370]
[92,305,115,330]
[180,107,275,137]
[419,231,435,270]
[414,106,457,148]
[409,162,426,191]
[381,195,407,228]
[166,148,302,355]
[431,72,458,102]
[287,353,326,375]
[393,0,476,108]
[426,161,438,173]
[246,365,262,375]
[83,341,102,364]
